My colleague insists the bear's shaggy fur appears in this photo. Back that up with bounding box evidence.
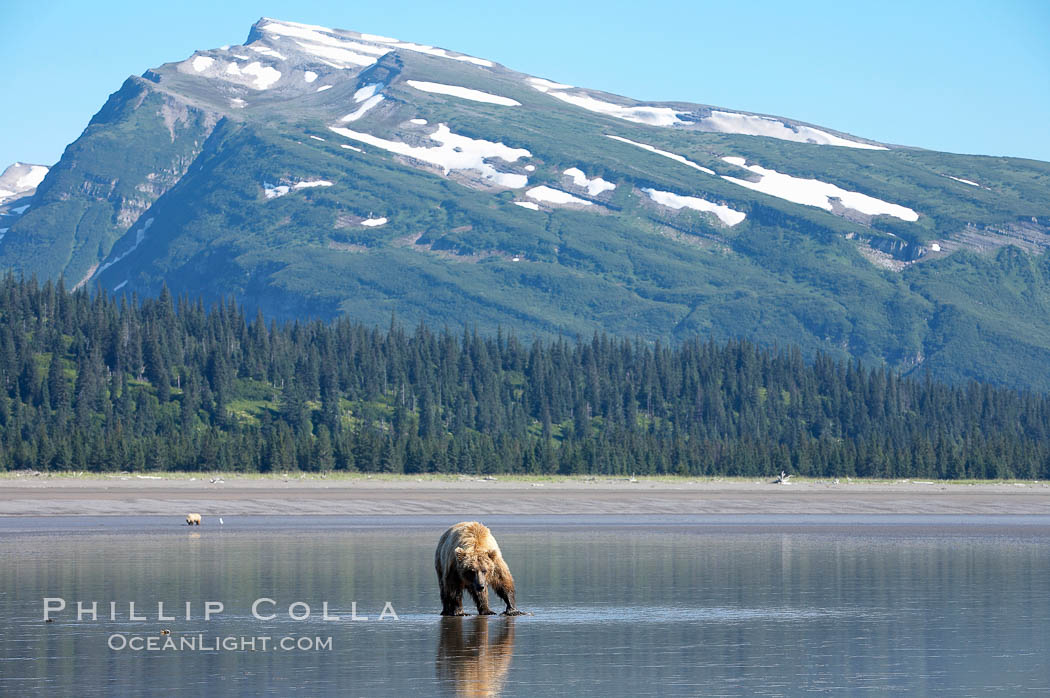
[186,513,202,526]
[435,522,524,616]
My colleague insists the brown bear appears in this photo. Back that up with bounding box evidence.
[435,522,524,616]
[186,513,202,526]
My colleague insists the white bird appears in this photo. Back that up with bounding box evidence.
[219,518,224,525]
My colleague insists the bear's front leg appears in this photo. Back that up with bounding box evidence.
[494,586,526,616]
[467,587,496,615]
[441,588,468,616]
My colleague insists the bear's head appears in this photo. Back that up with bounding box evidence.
[455,547,498,593]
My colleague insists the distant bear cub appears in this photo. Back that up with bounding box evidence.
[436,522,525,616]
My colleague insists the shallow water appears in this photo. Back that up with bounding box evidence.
[1,516,1048,695]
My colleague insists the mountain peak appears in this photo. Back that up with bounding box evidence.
[244,17,496,69]
[212,17,885,151]
[4,17,1050,390]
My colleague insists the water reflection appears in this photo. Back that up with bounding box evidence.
[437,616,516,697]
[2,519,1049,695]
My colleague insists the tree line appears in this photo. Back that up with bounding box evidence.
[0,275,1048,479]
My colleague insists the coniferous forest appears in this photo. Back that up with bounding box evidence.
[1,275,1049,479]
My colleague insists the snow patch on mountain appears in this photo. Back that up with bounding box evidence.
[605,135,715,175]
[702,111,887,150]
[525,74,882,148]
[316,85,333,92]
[249,45,287,60]
[293,41,378,68]
[260,21,348,45]
[359,33,399,42]
[259,19,492,69]
[514,201,540,211]
[96,218,154,275]
[17,167,47,190]
[264,180,334,199]
[361,217,388,227]
[225,61,282,89]
[304,71,318,83]
[261,21,390,67]
[527,77,573,93]
[643,188,745,226]
[527,186,593,206]
[260,18,335,34]
[329,123,530,188]
[410,119,428,125]
[355,33,493,67]
[260,20,388,58]
[564,168,615,196]
[948,175,980,187]
[405,81,520,106]
[354,83,382,102]
[341,94,384,122]
[187,54,283,91]
[721,157,917,221]
[549,92,687,127]
[527,76,684,125]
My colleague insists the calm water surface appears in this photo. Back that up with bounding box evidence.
[1,515,1048,696]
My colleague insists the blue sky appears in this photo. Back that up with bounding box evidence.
[2,0,1048,167]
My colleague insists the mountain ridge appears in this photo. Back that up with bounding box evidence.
[2,17,1050,389]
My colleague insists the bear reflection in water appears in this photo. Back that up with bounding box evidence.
[437,616,516,697]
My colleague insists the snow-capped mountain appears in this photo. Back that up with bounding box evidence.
[1,18,1049,388]
[183,19,889,149]
[0,162,49,242]
[0,162,48,203]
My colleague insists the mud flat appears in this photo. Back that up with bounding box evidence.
[1,475,1047,516]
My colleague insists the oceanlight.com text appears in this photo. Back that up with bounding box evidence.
[107,634,333,652]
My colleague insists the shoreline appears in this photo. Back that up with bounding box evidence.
[2,473,1048,516]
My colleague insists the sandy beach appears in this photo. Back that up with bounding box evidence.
[1,474,1048,516]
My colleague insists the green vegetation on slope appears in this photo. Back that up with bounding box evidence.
[0,78,219,285]
[89,114,1050,390]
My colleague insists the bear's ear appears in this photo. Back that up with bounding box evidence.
[455,547,467,561]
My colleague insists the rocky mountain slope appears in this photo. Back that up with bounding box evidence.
[2,18,1050,388]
